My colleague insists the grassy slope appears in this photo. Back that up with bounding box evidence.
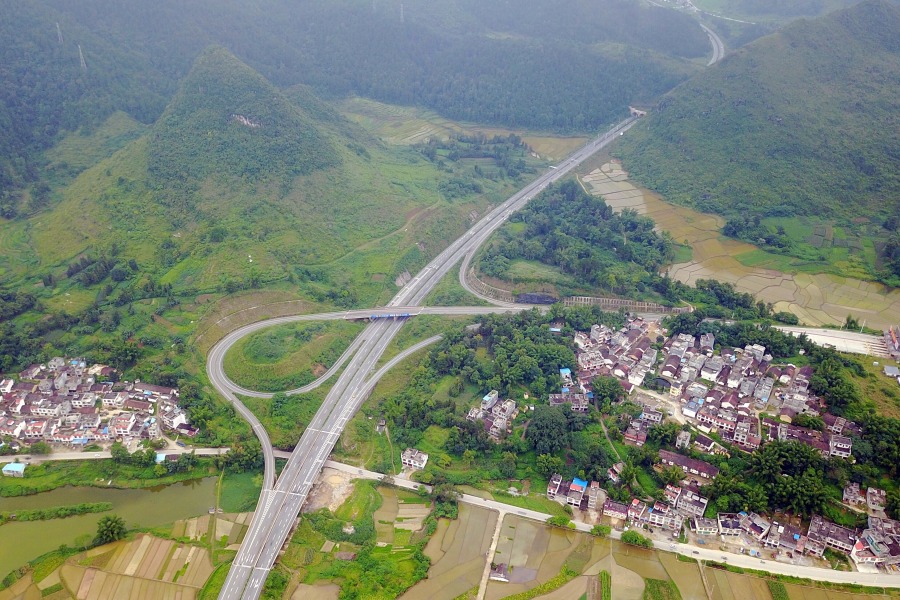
[12,50,491,306]
[616,0,900,222]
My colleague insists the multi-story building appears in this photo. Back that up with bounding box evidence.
[400,448,429,469]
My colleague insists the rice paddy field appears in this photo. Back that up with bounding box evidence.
[338,98,588,162]
[580,161,900,330]
[0,534,215,600]
[399,504,498,600]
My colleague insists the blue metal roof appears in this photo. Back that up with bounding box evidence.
[3,463,25,473]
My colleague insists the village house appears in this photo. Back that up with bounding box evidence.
[2,463,25,477]
[587,481,602,510]
[602,498,628,521]
[628,499,684,531]
[844,482,865,506]
[607,462,625,484]
[765,521,808,554]
[624,420,649,446]
[568,478,587,506]
[692,517,719,536]
[658,450,719,480]
[806,515,857,556]
[867,488,887,512]
[400,448,428,470]
[740,512,772,543]
[548,393,589,413]
[717,513,743,539]
[547,473,563,497]
[675,486,709,518]
[481,390,500,412]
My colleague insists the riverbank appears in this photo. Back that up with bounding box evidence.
[0,457,219,497]
[0,477,218,578]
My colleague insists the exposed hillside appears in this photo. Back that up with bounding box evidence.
[148,47,337,187]
[617,0,900,222]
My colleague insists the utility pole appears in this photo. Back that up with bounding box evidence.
[56,22,63,44]
[78,44,87,70]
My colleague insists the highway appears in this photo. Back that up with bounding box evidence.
[213,117,638,600]
[700,22,725,65]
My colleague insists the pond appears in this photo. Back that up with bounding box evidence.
[0,477,216,577]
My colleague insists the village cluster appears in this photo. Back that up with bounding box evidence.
[402,317,900,572]
[0,357,196,454]
[556,318,900,570]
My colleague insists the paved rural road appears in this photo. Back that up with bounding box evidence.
[700,23,725,65]
[213,118,638,600]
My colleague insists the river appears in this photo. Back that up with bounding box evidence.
[0,478,216,577]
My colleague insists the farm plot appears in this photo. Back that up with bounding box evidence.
[399,504,497,600]
[658,553,706,600]
[579,161,900,330]
[12,534,218,600]
[484,516,604,600]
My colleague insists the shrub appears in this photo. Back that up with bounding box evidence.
[620,530,653,548]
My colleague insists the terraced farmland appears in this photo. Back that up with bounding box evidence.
[580,161,900,330]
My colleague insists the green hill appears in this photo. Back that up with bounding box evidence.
[617,0,900,222]
[149,47,337,188]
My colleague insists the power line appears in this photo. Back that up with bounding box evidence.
[78,44,87,70]
[56,22,63,44]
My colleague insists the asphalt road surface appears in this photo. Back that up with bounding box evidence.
[213,118,637,600]
[700,22,725,65]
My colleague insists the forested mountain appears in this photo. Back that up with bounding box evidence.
[616,0,900,221]
[0,0,705,206]
[0,2,172,204]
[148,47,337,189]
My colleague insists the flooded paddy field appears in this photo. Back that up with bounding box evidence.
[400,504,497,600]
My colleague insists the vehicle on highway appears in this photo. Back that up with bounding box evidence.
[721,556,728,561]
[693,550,699,554]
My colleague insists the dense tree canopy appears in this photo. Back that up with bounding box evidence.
[480,181,675,296]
